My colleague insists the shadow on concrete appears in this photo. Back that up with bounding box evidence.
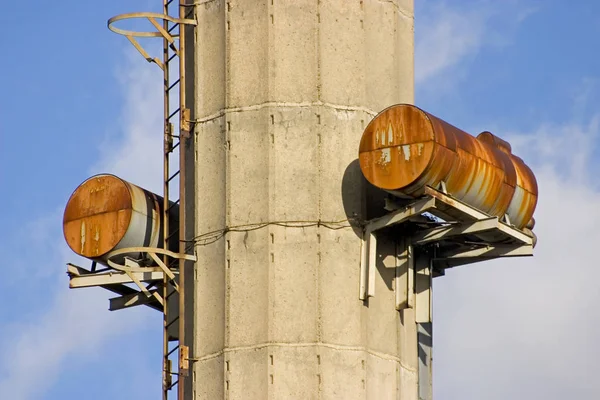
[418,322,433,365]
[341,159,391,238]
[375,234,396,291]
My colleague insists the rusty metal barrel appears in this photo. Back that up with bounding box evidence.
[359,104,538,229]
[63,174,178,264]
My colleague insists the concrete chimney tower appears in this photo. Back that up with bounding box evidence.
[191,1,416,398]
[65,2,537,400]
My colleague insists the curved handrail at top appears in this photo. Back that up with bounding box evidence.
[107,12,197,38]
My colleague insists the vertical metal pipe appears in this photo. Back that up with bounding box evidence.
[359,230,368,300]
[367,232,377,297]
[177,2,189,399]
[407,243,415,309]
[162,1,171,399]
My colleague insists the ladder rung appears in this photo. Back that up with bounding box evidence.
[167,170,180,183]
[168,79,181,92]
[167,108,181,121]
[167,228,180,241]
[166,316,180,329]
[167,199,180,211]
[166,379,179,391]
[167,344,180,357]
[167,53,178,64]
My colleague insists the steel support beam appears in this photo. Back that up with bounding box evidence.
[67,263,165,288]
[360,197,436,300]
[411,217,498,245]
[437,244,533,260]
[110,290,161,311]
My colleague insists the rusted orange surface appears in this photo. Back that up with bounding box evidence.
[359,104,538,229]
[63,175,133,258]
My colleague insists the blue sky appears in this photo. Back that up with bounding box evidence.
[1,0,599,399]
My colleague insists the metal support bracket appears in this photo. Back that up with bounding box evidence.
[360,197,436,300]
[359,186,535,313]
[109,290,161,311]
[394,239,416,310]
[66,247,196,312]
[67,263,164,288]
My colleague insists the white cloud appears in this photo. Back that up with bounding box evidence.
[93,47,165,193]
[507,116,600,187]
[0,277,151,399]
[434,116,600,398]
[415,3,600,398]
[416,2,600,396]
[415,3,488,84]
[415,1,537,88]
[0,48,164,399]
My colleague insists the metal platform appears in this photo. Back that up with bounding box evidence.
[359,185,534,313]
[66,247,195,313]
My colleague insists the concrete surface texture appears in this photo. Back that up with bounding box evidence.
[192,0,416,398]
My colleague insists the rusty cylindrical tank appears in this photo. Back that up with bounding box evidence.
[358,104,538,229]
[63,174,178,265]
